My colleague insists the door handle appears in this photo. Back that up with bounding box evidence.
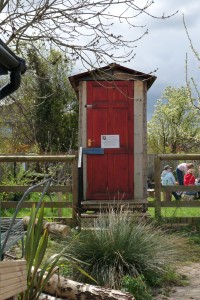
[88,139,95,147]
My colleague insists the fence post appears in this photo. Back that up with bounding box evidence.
[57,192,63,218]
[154,156,161,218]
[72,157,78,224]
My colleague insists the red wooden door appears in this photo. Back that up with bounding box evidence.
[86,81,134,200]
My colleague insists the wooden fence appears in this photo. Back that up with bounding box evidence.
[0,155,78,222]
[3,153,200,224]
[151,154,200,219]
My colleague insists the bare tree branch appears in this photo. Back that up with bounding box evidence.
[0,0,177,68]
[183,13,200,110]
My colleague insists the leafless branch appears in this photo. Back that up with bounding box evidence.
[0,0,177,68]
[183,14,200,110]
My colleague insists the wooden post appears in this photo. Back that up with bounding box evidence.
[57,192,63,217]
[154,156,161,218]
[163,191,172,202]
[72,158,78,224]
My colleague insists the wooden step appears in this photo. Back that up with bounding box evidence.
[81,199,147,211]
[79,211,151,229]
[81,199,147,205]
[79,212,151,226]
[80,211,151,218]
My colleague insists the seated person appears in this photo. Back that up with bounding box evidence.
[161,165,180,200]
[184,168,197,196]
[176,162,194,185]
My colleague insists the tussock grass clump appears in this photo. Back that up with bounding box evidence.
[69,208,186,290]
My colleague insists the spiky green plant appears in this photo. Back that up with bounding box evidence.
[20,203,92,300]
[69,207,185,290]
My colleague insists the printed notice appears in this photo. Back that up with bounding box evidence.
[101,135,120,148]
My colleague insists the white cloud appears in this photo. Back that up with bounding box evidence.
[72,0,200,120]
[126,0,200,120]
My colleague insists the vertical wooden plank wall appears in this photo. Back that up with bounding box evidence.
[82,81,87,201]
[79,81,87,201]
[134,81,147,201]
[78,81,87,148]
[143,82,148,198]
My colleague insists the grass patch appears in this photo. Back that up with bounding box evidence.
[0,192,72,218]
[148,207,200,218]
[2,208,72,220]
[1,207,72,218]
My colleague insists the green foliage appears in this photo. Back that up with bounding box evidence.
[19,203,60,300]
[0,163,35,201]
[153,268,184,287]
[122,275,153,300]
[178,221,200,246]
[68,208,184,290]
[148,86,200,153]
[1,164,33,186]
[0,115,14,153]
[0,43,78,154]
[26,46,78,153]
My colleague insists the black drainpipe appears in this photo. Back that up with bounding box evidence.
[0,39,26,100]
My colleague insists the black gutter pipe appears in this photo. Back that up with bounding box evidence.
[0,39,26,100]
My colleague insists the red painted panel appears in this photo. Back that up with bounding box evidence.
[86,81,134,200]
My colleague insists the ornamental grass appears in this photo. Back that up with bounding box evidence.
[69,207,186,290]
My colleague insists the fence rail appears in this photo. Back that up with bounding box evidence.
[0,155,76,162]
[0,155,78,221]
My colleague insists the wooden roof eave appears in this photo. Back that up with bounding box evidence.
[68,63,157,98]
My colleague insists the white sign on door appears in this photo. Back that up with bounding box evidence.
[101,135,120,148]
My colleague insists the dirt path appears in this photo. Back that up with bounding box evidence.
[155,263,200,300]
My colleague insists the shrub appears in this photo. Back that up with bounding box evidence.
[122,275,153,300]
[69,207,185,290]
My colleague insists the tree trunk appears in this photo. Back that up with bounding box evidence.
[23,217,71,238]
[36,271,135,300]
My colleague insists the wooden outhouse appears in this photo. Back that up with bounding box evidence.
[69,63,156,210]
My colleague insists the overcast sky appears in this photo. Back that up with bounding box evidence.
[127,0,200,120]
[72,1,200,121]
